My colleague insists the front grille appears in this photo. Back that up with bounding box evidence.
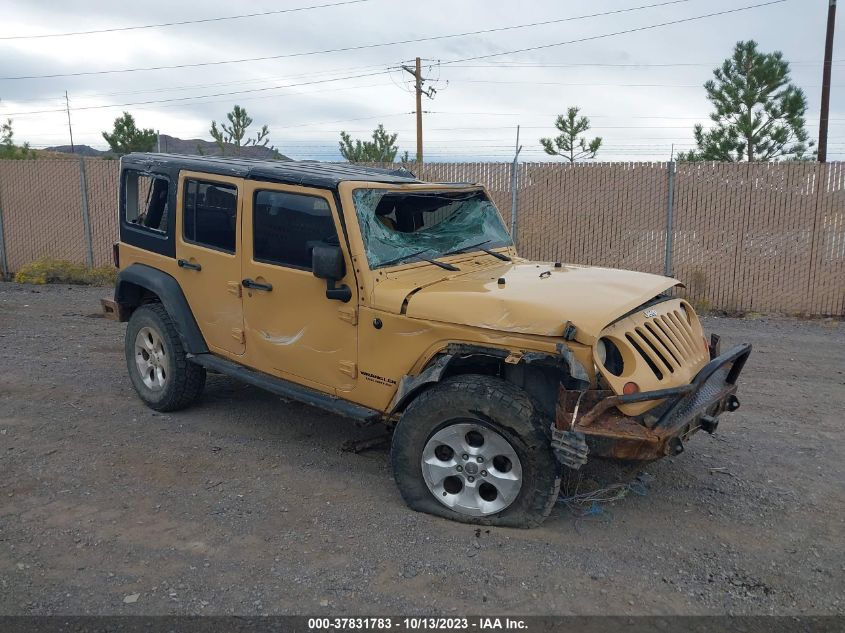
[621,305,706,382]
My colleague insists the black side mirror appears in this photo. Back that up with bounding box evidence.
[312,244,352,303]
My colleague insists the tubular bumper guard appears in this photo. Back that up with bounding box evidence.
[552,343,752,468]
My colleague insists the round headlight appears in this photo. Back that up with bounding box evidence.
[597,337,624,377]
[595,339,607,365]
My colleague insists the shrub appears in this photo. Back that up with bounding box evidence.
[13,258,116,285]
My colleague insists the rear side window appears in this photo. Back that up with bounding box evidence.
[124,171,169,233]
[253,190,337,269]
[183,180,238,253]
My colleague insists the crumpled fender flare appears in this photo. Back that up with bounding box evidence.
[388,354,454,415]
[114,263,208,354]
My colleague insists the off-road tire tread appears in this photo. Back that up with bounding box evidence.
[125,303,206,412]
[391,374,561,528]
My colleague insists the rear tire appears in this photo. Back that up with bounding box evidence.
[124,303,206,412]
[390,374,561,528]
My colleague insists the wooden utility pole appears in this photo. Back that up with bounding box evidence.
[64,91,74,153]
[414,57,423,163]
[818,0,837,162]
[402,57,425,163]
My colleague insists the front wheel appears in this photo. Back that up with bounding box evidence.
[390,375,561,527]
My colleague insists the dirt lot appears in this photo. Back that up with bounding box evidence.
[0,283,843,616]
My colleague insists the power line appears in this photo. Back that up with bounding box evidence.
[0,63,393,107]
[1,71,392,115]
[0,0,703,81]
[446,59,843,68]
[0,0,371,40]
[275,113,412,130]
[1,81,397,117]
[451,79,844,89]
[68,63,391,100]
[440,0,789,65]
[16,64,841,109]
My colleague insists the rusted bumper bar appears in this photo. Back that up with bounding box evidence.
[552,343,752,466]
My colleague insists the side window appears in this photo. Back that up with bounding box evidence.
[183,179,238,253]
[253,190,338,270]
[124,171,169,233]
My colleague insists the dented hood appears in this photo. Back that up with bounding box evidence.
[372,261,679,344]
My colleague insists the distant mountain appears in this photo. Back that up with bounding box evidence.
[156,134,289,160]
[44,144,104,157]
[45,135,289,160]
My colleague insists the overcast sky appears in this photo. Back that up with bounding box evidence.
[0,0,842,161]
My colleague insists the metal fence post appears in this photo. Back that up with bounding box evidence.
[78,156,94,267]
[664,160,675,277]
[0,183,8,279]
[509,125,523,248]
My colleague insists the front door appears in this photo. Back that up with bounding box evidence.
[241,182,358,392]
[175,171,245,356]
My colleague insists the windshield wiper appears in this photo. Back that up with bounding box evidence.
[444,239,512,262]
[379,248,460,271]
[479,247,512,262]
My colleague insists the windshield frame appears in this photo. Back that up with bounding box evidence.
[346,183,513,271]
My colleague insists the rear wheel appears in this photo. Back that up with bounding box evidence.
[391,375,561,527]
[124,304,206,412]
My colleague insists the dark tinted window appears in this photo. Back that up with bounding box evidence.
[183,180,238,253]
[253,190,337,269]
[124,171,169,233]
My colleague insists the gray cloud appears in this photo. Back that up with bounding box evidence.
[1,0,841,160]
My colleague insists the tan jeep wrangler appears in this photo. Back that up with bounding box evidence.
[104,153,750,527]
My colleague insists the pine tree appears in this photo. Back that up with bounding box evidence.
[0,118,34,159]
[677,41,813,162]
[101,112,157,155]
[339,124,400,162]
[210,105,270,156]
[540,107,602,162]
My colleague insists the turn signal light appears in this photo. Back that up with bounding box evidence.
[623,382,640,395]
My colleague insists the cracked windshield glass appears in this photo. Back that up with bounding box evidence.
[352,188,512,269]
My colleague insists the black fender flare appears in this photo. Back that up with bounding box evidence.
[114,264,208,354]
[389,353,454,415]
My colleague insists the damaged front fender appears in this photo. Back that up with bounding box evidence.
[388,342,591,416]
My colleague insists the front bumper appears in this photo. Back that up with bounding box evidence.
[552,342,752,468]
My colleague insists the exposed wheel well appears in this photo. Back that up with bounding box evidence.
[116,281,162,316]
[392,344,587,420]
[114,264,208,354]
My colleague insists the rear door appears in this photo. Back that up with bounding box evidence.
[175,171,245,357]
[241,182,358,392]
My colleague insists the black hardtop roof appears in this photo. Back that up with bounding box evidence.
[121,153,431,188]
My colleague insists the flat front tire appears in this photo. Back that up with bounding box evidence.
[390,375,561,527]
[124,303,206,412]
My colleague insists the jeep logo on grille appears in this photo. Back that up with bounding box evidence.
[643,309,658,318]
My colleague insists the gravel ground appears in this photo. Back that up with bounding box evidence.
[0,283,843,616]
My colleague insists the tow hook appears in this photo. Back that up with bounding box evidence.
[665,437,684,456]
[700,415,719,434]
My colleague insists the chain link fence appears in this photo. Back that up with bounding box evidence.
[0,158,842,315]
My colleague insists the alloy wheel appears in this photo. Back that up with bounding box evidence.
[421,421,523,517]
[134,326,168,391]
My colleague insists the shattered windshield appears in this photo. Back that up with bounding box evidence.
[352,188,512,269]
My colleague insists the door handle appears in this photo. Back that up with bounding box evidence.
[242,278,273,292]
[178,259,202,271]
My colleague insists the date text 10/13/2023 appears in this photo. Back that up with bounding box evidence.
[307,617,528,630]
